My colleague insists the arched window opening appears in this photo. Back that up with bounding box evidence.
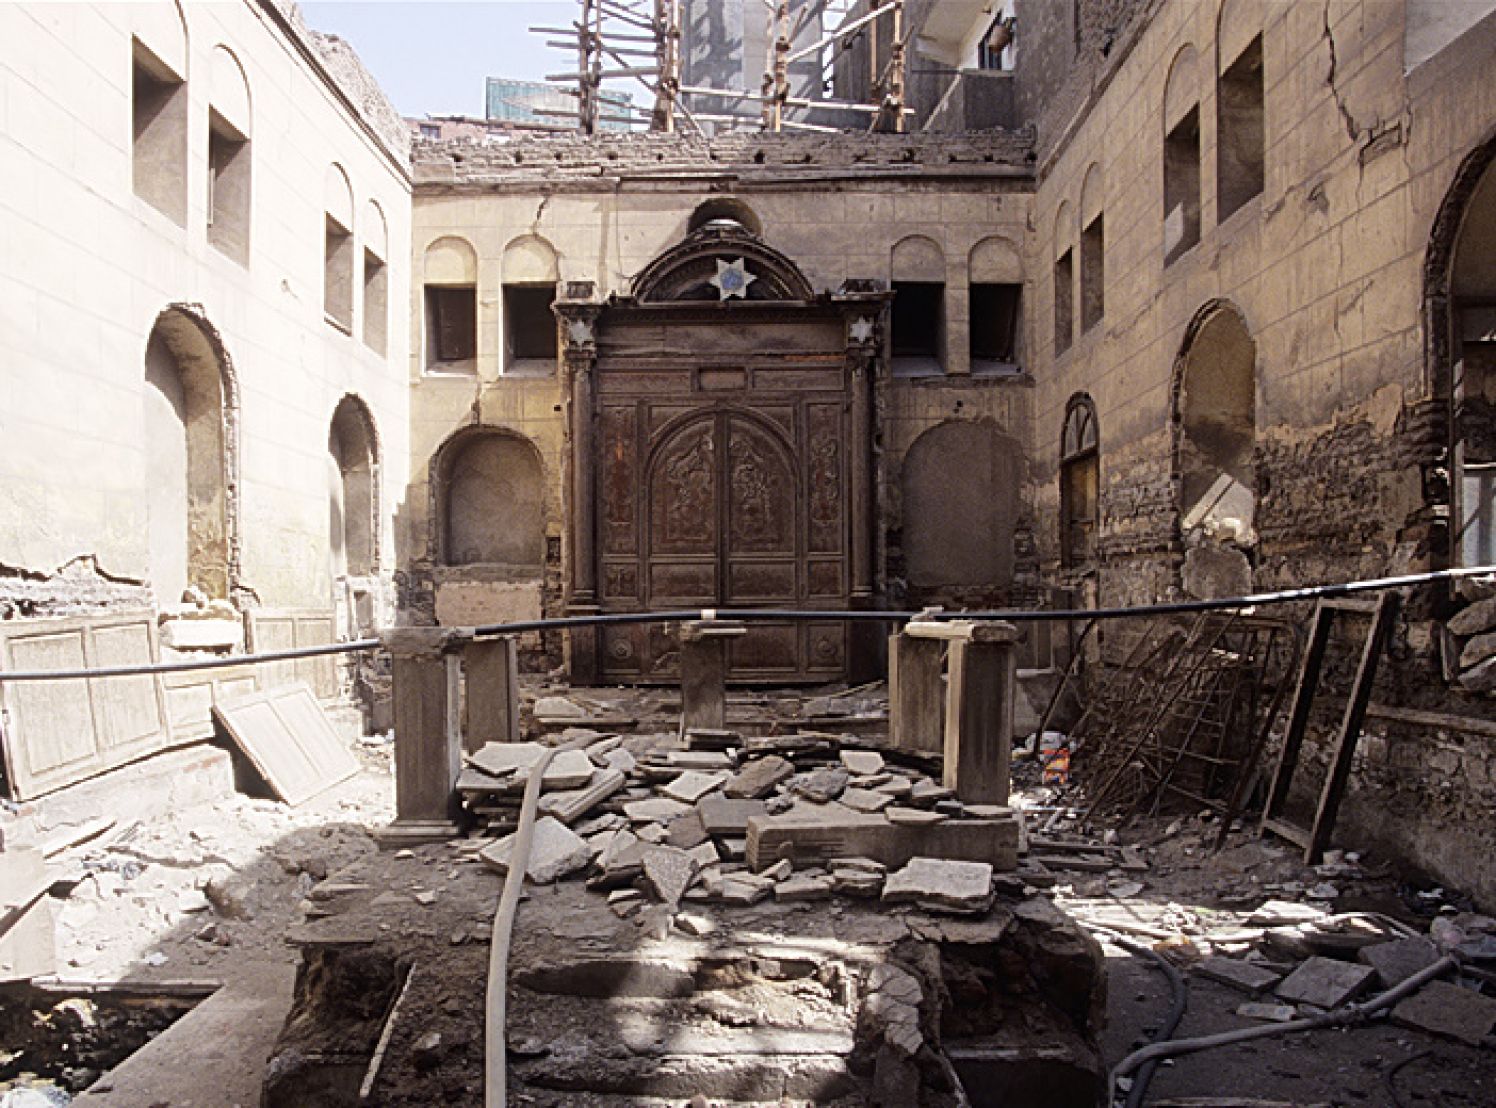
[324,164,355,331]
[687,197,762,237]
[441,432,545,569]
[143,309,231,603]
[1451,156,1496,567]
[424,236,479,373]
[1163,46,1202,265]
[1177,303,1257,550]
[502,235,560,375]
[1060,396,1099,567]
[329,397,377,579]
[891,235,946,375]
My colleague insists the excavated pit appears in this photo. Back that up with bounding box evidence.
[0,984,202,1101]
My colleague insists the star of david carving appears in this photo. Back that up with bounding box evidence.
[849,316,875,344]
[709,257,757,300]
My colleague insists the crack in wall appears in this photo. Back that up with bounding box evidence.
[1323,2,1361,145]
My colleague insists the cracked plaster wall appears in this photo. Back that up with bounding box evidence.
[1026,0,1496,905]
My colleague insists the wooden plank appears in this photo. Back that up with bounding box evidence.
[1259,603,1333,840]
[1305,592,1399,863]
[213,684,358,806]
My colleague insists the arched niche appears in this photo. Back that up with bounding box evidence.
[1174,300,1257,544]
[142,305,240,604]
[688,197,762,237]
[1163,43,1199,132]
[969,235,1021,284]
[425,235,478,283]
[1433,136,1496,567]
[503,234,559,284]
[902,420,1020,589]
[890,235,946,283]
[364,199,388,261]
[435,429,546,569]
[210,44,251,137]
[134,0,188,79]
[328,395,380,578]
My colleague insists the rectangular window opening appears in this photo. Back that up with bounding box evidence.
[1053,251,1074,356]
[970,283,1021,371]
[891,281,944,375]
[324,216,354,331]
[207,110,250,265]
[1164,107,1202,265]
[425,285,477,371]
[1218,36,1265,222]
[1081,214,1105,333]
[363,250,388,356]
[1062,455,1099,567]
[132,40,188,225]
[503,284,558,372]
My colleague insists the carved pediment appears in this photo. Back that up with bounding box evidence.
[632,222,816,304]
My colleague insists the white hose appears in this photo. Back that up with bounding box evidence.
[484,746,559,1108]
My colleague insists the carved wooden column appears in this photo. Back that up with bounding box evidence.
[839,291,886,682]
[555,285,603,683]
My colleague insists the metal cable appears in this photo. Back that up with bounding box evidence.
[1,564,1491,683]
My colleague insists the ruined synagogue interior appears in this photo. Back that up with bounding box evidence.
[2,1,1496,1105]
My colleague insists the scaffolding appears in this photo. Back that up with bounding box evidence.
[531,0,906,135]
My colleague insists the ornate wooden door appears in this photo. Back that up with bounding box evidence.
[597,397,850,683]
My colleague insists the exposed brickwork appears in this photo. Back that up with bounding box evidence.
[413,129,1037,187]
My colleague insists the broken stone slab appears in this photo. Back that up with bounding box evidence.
[1248,900,1329,927]
[789,766,850,803]
[661,771,730,804]
[696,796,768,837]
[908,779,953,806]
[685,727,741,751]
[664,750,736,771]
[839,788,894,813]
[674,912,717,937]
[882,858,994,914]
[1273,956,1377,1009]
[479,817,593,885]
[1196,956,1283,996]
[1448,596,1496,636]
[747,809,1019,872]
[885,807,947,826]
[641,846,700,909]
[1236,1001,1300,1022]
[533,696,586,719]
[723,755,794,799]
[861,963,924,1057]
[624,798,691,824]
[601,748,637,775]
[665,809,710,849]
[718,874,774,906]
[1390,979,1496,1045]
[1459,629,1496,669]
[831,869,884,898]
[467,741,547,778]
[1458,654,1496,693]
[538,768,628,825]
[775,874,835,902]
[871,778,913,800]
[686,842,720,869]
[840,749,885,775]
[1357,936,1441,987]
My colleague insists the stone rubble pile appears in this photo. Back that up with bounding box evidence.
[465,727,1017,919]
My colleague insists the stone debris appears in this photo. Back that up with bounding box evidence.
[840,749,885,775]
[1196,956,1282,996]
[696,796,767,837]
[723,755,794,799]
[641,845,699,909]
[1390,979,1496,1045]
[790,766,851,803]
[660,770,729,804]
[775,874,835,901]
[840,787,894,813]
[882,858,994,914]
[538,768,627,825]
[479,817,593,885]
[1273,956,1377,1009]
[623,797,691,824]
[1236,1001,1300,1022]
[532,696,586,719]
[1357,936,1441,987]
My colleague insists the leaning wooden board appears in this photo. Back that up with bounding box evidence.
[213,683,358,805]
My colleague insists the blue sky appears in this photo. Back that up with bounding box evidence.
[300,2,579,118]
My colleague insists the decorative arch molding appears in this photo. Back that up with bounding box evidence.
[1423,125,1496,405]
[502,233,560,284]
[688,197,763,237]
[427,423,548,567]
[328,393,383,576]
[632,221,815,303]
[145,302,244,604]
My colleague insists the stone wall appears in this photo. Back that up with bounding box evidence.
[0,1,411,626]
[1025,0,1496,905]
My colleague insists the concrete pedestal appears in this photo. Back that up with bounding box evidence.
[888,632,945,754]
[463,636,520,753]
[377,628,464,845]
[679,620,746,733]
